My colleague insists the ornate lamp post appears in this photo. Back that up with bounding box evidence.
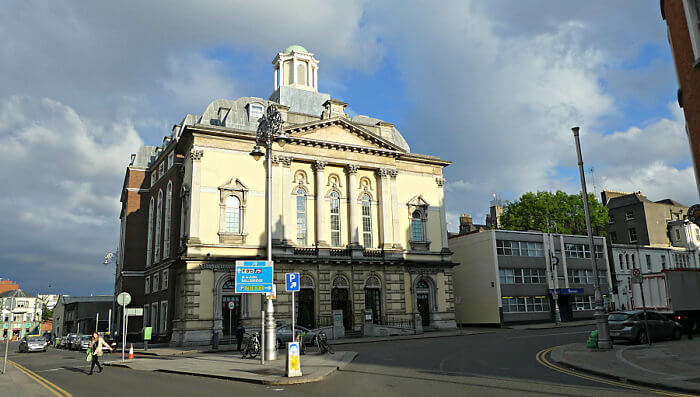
[571,127,612,349]
[105,251,118,336]
[250,105,288,361]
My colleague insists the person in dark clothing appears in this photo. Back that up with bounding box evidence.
[683,315,694,340]
[235,325,245,351]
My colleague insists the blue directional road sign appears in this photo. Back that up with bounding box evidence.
[235,260,273,293]
[286,273,300,292]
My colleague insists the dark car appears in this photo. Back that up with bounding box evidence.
[67,333,80,350]
[18,336,47,353]
[275,325,316,349]
[608,310,682,344]
[76,335,91,351]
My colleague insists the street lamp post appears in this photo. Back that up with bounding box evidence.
[104,251,118,337]
[571,127,612,349]
[250,105,288,362]
[2,289,19,375]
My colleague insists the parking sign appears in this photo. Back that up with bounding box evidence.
[286,273,300,292]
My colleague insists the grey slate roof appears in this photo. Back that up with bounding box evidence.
[0,289,33,298]
[58,295,113,304]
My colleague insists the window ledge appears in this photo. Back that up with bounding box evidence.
[218,232,247,245]
[409,241,431,251]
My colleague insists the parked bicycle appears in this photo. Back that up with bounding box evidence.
[315,331,334,354]
[242,332,261,359]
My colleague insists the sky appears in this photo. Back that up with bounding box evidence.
[0,1,696,296]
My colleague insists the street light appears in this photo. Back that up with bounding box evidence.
[249,104,286,362]
[105,251,118,337]
[571,127,612,349]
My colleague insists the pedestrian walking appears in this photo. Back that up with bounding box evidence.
[88,332,112,375]
[235,325,245,351]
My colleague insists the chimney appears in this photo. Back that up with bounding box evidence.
[376,121,395,140]
[322,99,348,120]
[459,214,474,234]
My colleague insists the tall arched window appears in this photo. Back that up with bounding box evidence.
[147,198,154,266]
[155,190,163,262]
[163,181,172,258]
[296,188,307,246]
[225,196,241,233]
[411,210,424,242]
[330,191,340,246]
[361,194,372,247]
[625,254,630,270]
[618,254,623,271]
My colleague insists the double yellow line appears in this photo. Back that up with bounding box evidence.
[10,360,72,397]
[536,346,698,397]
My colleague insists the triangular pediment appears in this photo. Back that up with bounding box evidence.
[219,178,248,192]
[285,118,403,151]
[407,194,430,207]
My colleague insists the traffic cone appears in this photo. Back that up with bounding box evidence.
[128,343,134,359]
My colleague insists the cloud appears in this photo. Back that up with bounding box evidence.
[0,96,142,294]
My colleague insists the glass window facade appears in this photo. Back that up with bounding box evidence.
[330,192,340,246]
[296,189,306,245]
[501,296,550,313]
[361,195,372,247]
[498,268,547,284]
[496,240,544,257]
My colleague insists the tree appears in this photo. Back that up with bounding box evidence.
[499,190,608,236]
[42,303,53,322]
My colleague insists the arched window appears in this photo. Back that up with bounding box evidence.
[155,190,163,262]
[625,254,630,270]
[297,62,307,86]
[417,280,429,290]
[164,182,172,258]
[296,188,307,245]
[631,254,636,269]
[222,280,236,290]
[411,210,424,242]
[225,196,241,233]
[147,198,154,266]
[330,191,341,246]
[618,254,623,271]
[361,194,372,247]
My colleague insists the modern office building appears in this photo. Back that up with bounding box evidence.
[117,46,457,345]
[450,230,612,326]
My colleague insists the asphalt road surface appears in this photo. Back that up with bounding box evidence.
[5,325,674,397]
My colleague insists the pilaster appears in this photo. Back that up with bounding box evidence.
[376,168,393,249]
[390,170,401,249]
[313,160,328,247]
[436,177,449,252]
[188,149,203,245]
[347,164,360,247]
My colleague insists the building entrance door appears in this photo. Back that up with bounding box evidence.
[559,296,572,322]
[364,288,381,324]
[221,295,241,338]
[416,293,430,326]
[297,288,314,329]
[331,288,351,330]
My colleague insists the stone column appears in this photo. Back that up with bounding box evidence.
[436,177,449,252]
[306,61,312,88]
[314,65,318,89]
[274,66,278,90]
[281,156,294,244]
[279,60,284,87]
[376,168,393,249]
[293,58,298,85]
[346,164,360,247]
[188,149,203,244]
[313,161,328,247]
[390,170,401,249]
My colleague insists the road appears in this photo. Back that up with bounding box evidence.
[5,325,674,396]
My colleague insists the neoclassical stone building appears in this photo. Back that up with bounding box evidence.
[117,46,457,346]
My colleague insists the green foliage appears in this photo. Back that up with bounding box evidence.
[42,303,53,322]
[499,190,608,236]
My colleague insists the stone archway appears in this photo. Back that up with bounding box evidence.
[331,275,352,330]
[413,276,436,327]
[297,275,315,329]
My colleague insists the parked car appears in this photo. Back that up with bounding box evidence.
[58,336,69,349]
[102,335,119,351]
[275,325,316,349]
[69,334,83,350]
[76,335,91,351]
[41,332,53,345]
[608,310,682,344]
[18,336,47,353]
[66,333,79,350]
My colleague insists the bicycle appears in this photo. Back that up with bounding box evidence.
[315,331,334,354]
[242,332,260,359]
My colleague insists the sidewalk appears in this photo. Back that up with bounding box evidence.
[507,320,596,330]
[550,338,700,394]
[104,350,357,385]
[123,328,493,357]
[0,362,53,396]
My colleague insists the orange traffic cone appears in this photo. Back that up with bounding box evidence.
[128,343,134,359]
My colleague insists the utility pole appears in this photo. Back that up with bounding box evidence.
[2,290,18,374]
[572,127,612,349]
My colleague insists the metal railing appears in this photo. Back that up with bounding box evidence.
[379,315,415,329]
[329,248,351,257]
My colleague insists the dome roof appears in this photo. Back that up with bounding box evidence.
[284,45,309,53]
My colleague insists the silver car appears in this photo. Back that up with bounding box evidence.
[18,336,47,353]
[608,310,682,344]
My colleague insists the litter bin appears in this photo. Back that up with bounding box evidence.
[212,331,219,350]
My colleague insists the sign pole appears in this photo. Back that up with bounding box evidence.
[292,291,295,345]
[122,307,126,361]
[633,268,651,345]
[229,305,232,346]
[108,309,112,335]
[261,308,265,365]
[96,312,99,333]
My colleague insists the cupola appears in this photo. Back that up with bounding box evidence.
[272,45,319,92]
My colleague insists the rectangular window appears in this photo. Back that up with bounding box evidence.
[501,296,550,313]
[249,104,264,121]
[158,162,164,179]
[153,273,160,292]
[145,276,150,294]
[143,305,149,327]
[496,240,543,256]
[168,152,175,170]
[661,255,667,270]
[568,269,596,284]
[574,296,595,310]
[625,211,634,221]
[628,228,638,243]
[645,255,651,271]
[161,270,168,291]
[151,303,158,334]
[362,199,372,248]
[296,191,307,246]
[499,269,515,284]
[160,301,168,332]
[330,194,341,246]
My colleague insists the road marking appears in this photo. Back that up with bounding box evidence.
[535,347,698,397]
[10,360,73,397]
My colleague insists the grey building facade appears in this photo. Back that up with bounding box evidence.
[451,230,612,325]
[53,295,114,337]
